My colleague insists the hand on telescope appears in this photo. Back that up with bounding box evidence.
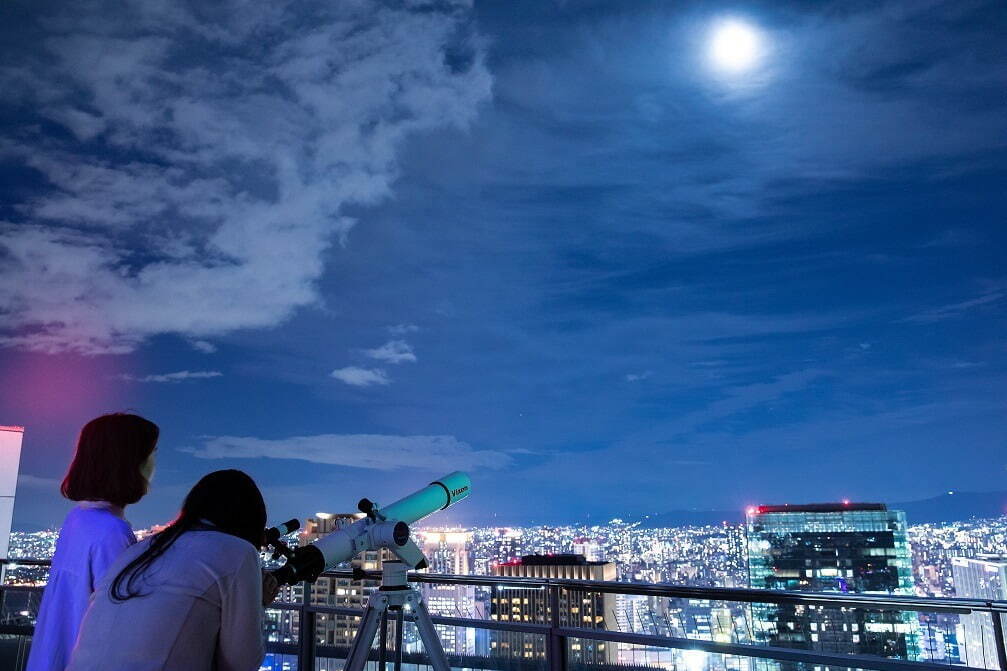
[261,569,280,607]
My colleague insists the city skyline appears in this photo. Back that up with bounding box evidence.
[3,0,1007,531]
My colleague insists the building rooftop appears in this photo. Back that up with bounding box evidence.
[503,553,608,566]
[751,502,888,514]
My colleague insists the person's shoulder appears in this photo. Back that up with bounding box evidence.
[184,530,259,562]
[64,506,134,541]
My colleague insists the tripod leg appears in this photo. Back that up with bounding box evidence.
[394,607,405,671]
[346,602,385,671]
[413,598,451,671]
[379,608,389,671]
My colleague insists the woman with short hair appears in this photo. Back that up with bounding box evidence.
[27,413,159,671]
[66,469,275,671]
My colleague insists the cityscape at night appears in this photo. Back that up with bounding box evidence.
[2,0,1006,670]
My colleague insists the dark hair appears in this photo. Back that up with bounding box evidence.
[110,469,267,601]
[61,413,159,507]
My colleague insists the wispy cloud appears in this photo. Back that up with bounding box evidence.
[901,290,1004,324]
[387,324,419,335]
[183,433,511,471]
[364,340,416,364]
[331,366,390,387]
[624,371,653,382]
[0,0,491,354]
[120,370,222,383]
[189,340,217,354]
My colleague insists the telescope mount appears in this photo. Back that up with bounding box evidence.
[344,560,451,671]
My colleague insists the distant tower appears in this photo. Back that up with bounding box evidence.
[416,531,477,655]
[747,503,920,668]
[951,555,1007,669]
[490,554,617,665]
[572,537,603,562]
[0,426,25,570]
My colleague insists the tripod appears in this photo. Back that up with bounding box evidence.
[344,561,451,671]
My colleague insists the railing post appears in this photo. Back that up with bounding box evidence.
[547,584,567,671]
[989,605,1007,671]
[299,581,316,671]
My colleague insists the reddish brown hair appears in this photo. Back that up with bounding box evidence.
[61,413,159,507]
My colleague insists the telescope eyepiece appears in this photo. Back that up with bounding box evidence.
[358,498,375,515]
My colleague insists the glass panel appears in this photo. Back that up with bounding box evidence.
[0,633,32,671]
[0,588,44,628]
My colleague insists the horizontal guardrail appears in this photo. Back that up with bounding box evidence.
[4,560,1006,671]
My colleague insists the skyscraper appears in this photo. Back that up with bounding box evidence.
[951,555,1007,669]
[490,554,617,665]
[747,503,919,665]
[416,531,477,655]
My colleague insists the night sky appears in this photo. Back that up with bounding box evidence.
[2,0,1005,530]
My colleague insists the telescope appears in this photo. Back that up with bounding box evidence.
[271,471,470,585]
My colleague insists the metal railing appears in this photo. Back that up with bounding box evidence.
[4,561,1007,671]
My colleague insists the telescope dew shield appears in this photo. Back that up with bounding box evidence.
[381,472,471,525]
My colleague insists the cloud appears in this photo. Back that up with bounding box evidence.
[364,340,417,364]
[331,366,390,387]
[387,324,420,335]
[0,0,491,354]
[624,371,653,382]
[901,290,1004,324]
[189,340,217,354]
[120,370,223,383]
[183,433,511,471]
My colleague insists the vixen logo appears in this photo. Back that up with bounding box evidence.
[450,486,469,497]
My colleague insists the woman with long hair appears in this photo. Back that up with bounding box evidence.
[27,413,159,671]
[66,469,275,671]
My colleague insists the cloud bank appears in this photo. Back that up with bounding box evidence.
[184,433,511,471]
[0,0,491,354]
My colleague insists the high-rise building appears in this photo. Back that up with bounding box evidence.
[0,426,24,572]
[418,530,471,575]
[416,531,476,655]
[747,503,919,666]
[572,537,603,562]
[951,555,1007,669]
[490,554,617,665]
[493,528,523,564]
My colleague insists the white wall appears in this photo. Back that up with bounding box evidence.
[0,426,25,559]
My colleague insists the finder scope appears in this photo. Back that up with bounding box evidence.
[272,471,470,585]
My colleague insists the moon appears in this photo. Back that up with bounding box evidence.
[708,19,762,73]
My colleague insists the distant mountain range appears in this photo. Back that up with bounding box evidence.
[637,490,1007,528]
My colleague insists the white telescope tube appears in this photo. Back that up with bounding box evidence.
[273,472,471,584]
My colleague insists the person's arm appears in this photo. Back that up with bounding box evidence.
[89,522,137,591]
[217,546,266,671]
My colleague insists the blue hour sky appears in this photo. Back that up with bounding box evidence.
[2,0,1005,530]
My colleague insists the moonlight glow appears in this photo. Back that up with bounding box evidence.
[709,19,762,73]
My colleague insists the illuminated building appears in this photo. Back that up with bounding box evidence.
[951,555,1007,668]
[416,531,476,654]
[490,554,617,664]
[747,503,920,667]
[572,537,603,562]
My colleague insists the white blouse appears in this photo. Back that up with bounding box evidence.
[27,502,136,671]
[66,529,265,671]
